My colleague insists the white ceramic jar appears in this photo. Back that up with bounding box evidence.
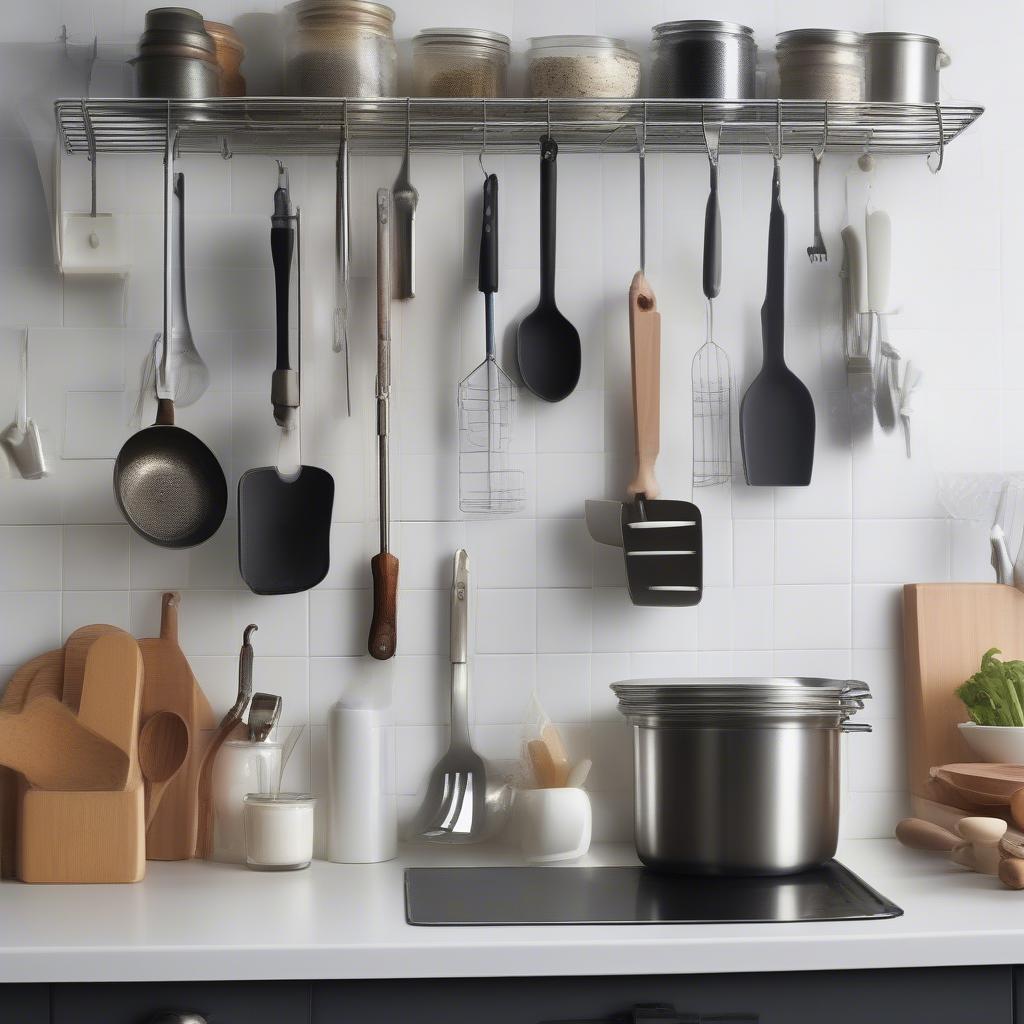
[518,787,592,863]
[211,740,283,864]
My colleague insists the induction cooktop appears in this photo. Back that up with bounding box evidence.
[405,862,902,926]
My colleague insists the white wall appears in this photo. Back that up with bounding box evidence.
[0,0,1014,845]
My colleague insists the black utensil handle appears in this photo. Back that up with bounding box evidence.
[540,136,557,303]
[479,173,498,295]
[271,225,293,372]
[702,162,721,300]
[761,160,785,364]
[368,551,399,660]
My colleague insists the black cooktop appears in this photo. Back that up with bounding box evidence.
[405,862,902,926]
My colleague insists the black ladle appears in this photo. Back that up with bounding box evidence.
[516,136,581,403]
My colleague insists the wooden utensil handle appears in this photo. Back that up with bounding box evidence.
[627,270,660,500]
[368,552,399,661]
[194,715,243,859]
[895,817,959,852]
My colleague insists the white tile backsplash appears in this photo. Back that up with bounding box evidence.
[0,0,1008,843]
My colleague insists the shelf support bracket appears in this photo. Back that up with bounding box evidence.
[927,101,944,174]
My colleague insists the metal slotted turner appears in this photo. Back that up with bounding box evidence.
[458,173,524,516]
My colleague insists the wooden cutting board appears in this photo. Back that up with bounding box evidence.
[903,583,1024,803]
[140,593,216,860]
[62,624,123,712]
[0,652,63,880]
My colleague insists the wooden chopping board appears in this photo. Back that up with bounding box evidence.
[140,593,216,860]
[0,652,64,879]
[903,582,1024,803]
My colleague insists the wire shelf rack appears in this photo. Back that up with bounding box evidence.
[56,97,983,158]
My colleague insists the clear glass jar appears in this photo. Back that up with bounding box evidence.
[284,0,397,97]
[243,793,316,871]
[413,28,510,98]
[526,35,641,99]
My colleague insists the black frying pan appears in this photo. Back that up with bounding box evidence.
[114,160,227,548]
[114,396,227,548]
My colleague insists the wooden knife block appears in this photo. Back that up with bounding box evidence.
[17,780,145,884]
[904,582,1024,805]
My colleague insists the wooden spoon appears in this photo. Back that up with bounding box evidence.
[140,711,190,829]
[0,696,129,791]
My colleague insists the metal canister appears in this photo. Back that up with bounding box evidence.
[864,32,950,102]
[776,29,865,101]
[650,20,756,99]
[133,8,220,98]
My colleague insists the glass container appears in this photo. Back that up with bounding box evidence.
[526,35,641,99]
[243,793,316,871]
[413,27,510,98]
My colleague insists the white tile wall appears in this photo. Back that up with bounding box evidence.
[0,0,1016,844]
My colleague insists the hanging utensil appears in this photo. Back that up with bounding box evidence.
[584,135,702,608]
[692,118,732,488]
[237,162,334,595]
[195,623,256,859]
[167,172,209,408]
[1,330,47,479]
[866,207,898,432]
[807,128,827,263]
[139,710,189,829]
[246,692,282,742]
[739,143,815,486]
[113,124,227,548]
[417,549,512,842]
[458,172,524,515]
[368,188,398,661]
[334,113,352,415]
[516,134,581,403]
[392,98,418,300]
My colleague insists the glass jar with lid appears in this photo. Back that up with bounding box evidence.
[526,35,641,99]
[776,29,865,101]
[413,28,511,98]
[284,0,397,97]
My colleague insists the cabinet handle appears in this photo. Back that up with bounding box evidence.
[147,1014,209,1024]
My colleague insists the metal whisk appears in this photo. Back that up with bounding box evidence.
[458,171,524,516]
[692,118,733,488]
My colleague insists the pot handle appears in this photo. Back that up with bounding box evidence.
[841,722,872,734]
[936,47,951,70]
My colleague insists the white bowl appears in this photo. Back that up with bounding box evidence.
[958,722,1024,764]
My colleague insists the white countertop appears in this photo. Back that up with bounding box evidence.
[3,839,1024,984]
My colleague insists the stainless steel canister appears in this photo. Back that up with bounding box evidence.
[776,29,865,101]
[864,32,950,103]
[133,7,221,98]
[650,21,756,99]
[613,678,871,876]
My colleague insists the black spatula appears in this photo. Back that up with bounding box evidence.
[238,164,334,595]
[740,156,815,486]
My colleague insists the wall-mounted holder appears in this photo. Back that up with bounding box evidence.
[56,100,130,276]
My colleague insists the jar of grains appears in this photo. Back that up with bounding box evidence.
[776,29,865,101]
[284,0,397,97]
[526,36,641,99]
[413,28,511,98]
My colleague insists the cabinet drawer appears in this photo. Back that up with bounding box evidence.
[313,968,1012,1024]
[1,984,48,1024]
[52,981,311,1024]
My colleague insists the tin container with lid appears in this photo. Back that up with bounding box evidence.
[776,28,865,101]
[284,0,397,98]
[613,677,871,876]
[650,20,757,99]
[526,35,641,99]
[413,27,511,98]
[864,32,950,103]
[133,7,221,98]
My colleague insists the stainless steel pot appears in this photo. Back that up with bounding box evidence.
[614,677,871,876]
[864,32,949,103]
[651,20,756,99]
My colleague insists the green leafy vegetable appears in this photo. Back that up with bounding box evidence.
[956,648,1024,727]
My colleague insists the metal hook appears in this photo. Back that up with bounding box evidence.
[220,136,232,160]
[478,100,489,179]
[775,99,783,160]
[405,96,412,151]
[820,100,829,155]
[80,99,98,217]
[927,101,944,174]
[700,103,719,167]
[546,98,552,139]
